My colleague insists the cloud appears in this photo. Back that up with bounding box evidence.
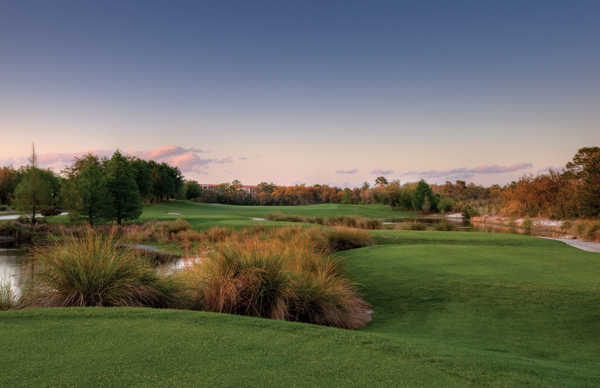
[370,169,394,175]
[399,163,533,182]
[335,169,359,174]
[238,156,249,160]
[0,145,232,175]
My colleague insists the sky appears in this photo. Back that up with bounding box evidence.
[1,1,599,187]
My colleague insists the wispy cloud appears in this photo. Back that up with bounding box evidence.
[335,169,359,174]
[399,163,533,182]
[370,169,394,175]
[0,145,233,175]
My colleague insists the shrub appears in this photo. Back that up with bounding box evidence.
[29,228,177,307]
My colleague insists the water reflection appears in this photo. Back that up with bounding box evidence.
[0,249,27,299]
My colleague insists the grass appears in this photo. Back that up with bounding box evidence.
[179,233,371,328]
[139,200,412,230]
[1,201,600,386]
[27,229,177,307]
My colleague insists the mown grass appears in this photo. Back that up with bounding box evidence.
[139,200,412,230]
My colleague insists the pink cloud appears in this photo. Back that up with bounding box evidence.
[0,145,232,175]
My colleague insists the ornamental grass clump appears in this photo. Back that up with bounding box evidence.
[308,227,375,253]
[182,236,371,329]
[0,280,17,310]
[30,228,177,307]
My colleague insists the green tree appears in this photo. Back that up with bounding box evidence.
[0,166,19,205]
[184,180,202,199]
[412,180,438,213]
[566,147,600,217]
[129,157,153,201]
[340,188,353,204]
[14,168,54,224]
[106,151,142,225]
[76,155,112,225]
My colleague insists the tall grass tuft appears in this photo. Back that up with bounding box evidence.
[181,236,371,329]
[308,227,375,253]
[29,228,177,307]
[0,280,16,310]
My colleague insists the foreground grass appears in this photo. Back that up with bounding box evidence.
[140,200,412,230]
[2,202,599,386]
[2,306,596,387]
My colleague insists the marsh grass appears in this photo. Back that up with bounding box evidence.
[267,213,383,230]
[0,280,16,310]
[181,235,371,329]
[29,228,178,307]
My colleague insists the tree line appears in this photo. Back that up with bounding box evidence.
[183,147,599,219]
[2,146,598,221]
[0,149,184,225]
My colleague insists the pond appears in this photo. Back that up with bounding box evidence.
[0,248,28,299]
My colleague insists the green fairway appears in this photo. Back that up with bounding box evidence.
[139,200,412,230]
[1,202,599,386]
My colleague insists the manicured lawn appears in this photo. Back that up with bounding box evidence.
[1,202,599,386]
[139,200,413,230]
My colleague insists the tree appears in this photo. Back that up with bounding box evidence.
[412,180,438,213]
[106,151,142,225]
[375,176,388,186]
[567,147,600,217]
[13,145,54,224]
[129,157,153,201]
[340,188,353,204]
[76,155,112,225]
[184,180,202,199]
[0,166,20,205]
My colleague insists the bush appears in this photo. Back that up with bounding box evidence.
[0,205,7,211]
[28,228,177,307]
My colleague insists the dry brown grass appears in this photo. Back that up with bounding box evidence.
[179,233,371,329]
[27,228,178,307]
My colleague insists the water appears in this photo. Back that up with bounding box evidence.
[0,249,28,299]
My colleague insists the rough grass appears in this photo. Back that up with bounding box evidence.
[27,229,177,307]
[0,280,16,310]
[179,236,371,329]
[267,212,383,229]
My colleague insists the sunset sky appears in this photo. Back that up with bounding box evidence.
[1,1,599,187]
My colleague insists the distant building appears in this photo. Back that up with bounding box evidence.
[199,184,258,196]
